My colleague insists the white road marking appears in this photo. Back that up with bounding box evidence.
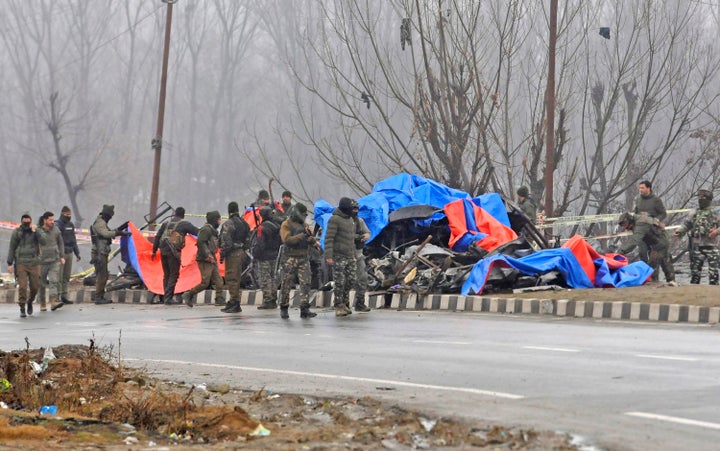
[625,412,720,430]
[126,358,524,400]
[522,346,579,353]
[411,339,471,345]
[635,354,698,362]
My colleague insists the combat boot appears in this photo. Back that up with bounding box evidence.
[354,303,370,312]
[300,305,317,318]
[93,296,112,305]
[214,295,226,306]
[222,300,242,313]
[182,292,195,308]
[335,306,350,317]
[26,301,33,316]
[343,303,353,314]
[280,306,289,319]
[19,305,26,318]
[50,299,64,311]
[257,302,277,310]
[61,296,74,304]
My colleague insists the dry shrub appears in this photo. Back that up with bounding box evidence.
[0,416,51,440]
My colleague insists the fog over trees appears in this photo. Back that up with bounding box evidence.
[1,0,719,230]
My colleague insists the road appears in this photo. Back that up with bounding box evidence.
[1,303,719,450]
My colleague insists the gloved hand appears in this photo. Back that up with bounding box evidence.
[119,229,132,237]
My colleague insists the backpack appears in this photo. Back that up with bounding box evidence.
[161,220,185,251]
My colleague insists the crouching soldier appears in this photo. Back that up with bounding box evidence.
[674,189,720,285]
[618,212,675,284]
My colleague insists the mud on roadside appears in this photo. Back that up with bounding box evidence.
[0,344,578,449]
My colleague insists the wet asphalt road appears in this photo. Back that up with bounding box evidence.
[1,303,719,450]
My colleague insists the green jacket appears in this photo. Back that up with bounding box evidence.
[196,223,219,262]
[634,194,666,221]
[6,226,40,266]
[91,214,119,256]
[280,217,311,258]
[37,225,64,264]
[324,209,356,260]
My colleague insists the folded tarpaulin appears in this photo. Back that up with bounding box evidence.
[445,198,517,252]
[121,222,225,295]
[461,235,653,295]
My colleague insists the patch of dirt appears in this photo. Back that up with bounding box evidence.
[0,344,578,449]
[492,282,720,307]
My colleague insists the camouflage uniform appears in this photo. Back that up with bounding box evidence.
[677,202,720,285]
[254,208,283,308]
[279,203,317,318]
[325,198,358,315]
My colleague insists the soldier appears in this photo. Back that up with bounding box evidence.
[6,214,40,318]
[37,211,66,312]
[219,202,250,313]
[151,207,199,305]
[325,197,358,317]
[91,204,131,304]
[183,211,225,307]
[254,207,283,310]
[634,180,667,277]
[253,190,271,208]
[617,212,676,284]
[55,206,80,305]
[516,186,537,224]
[674,189,720,285]
[351,200,371,312]
[279,203,317,319]
[280,190,293,215]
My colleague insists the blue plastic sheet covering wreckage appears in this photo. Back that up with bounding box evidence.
[313,173,653,295]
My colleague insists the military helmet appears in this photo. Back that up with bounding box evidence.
[618,212,635,229]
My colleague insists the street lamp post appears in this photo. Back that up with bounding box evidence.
[148,0,177,230]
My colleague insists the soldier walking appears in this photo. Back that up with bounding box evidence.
[6,214,40,318]
[674,189,720,285]
[90,204,131,304]
[183,211,225,307]
[37,211,65,311]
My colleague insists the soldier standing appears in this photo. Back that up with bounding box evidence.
[279,203,317,319]
[634,180,667,280]
[255,207,283,310]
[220,202,250,313]
[516,186,537,223]
[351,200,371,312]
[325,197,358,317]
[6,214,40,318]
[37,211,65,312]
[183,211,225,307]
[151,207,199,305]
[91,204,131,304]
[674,189,720,285]
[55,206,80,305]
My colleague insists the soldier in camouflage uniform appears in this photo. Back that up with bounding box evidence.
[255,207,283,310]
[351,200,371,312]
[279,203,317,319]
[618,212,675,284]
[325,197,358,317]
[675,189,720,285]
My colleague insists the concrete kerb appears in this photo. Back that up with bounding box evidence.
[1,288,718,324]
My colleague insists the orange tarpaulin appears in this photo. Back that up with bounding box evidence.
[445,199,517,252]
[125,222,224,295]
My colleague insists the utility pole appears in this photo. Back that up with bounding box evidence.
[148,0,177,230]
[544,0,557,220]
